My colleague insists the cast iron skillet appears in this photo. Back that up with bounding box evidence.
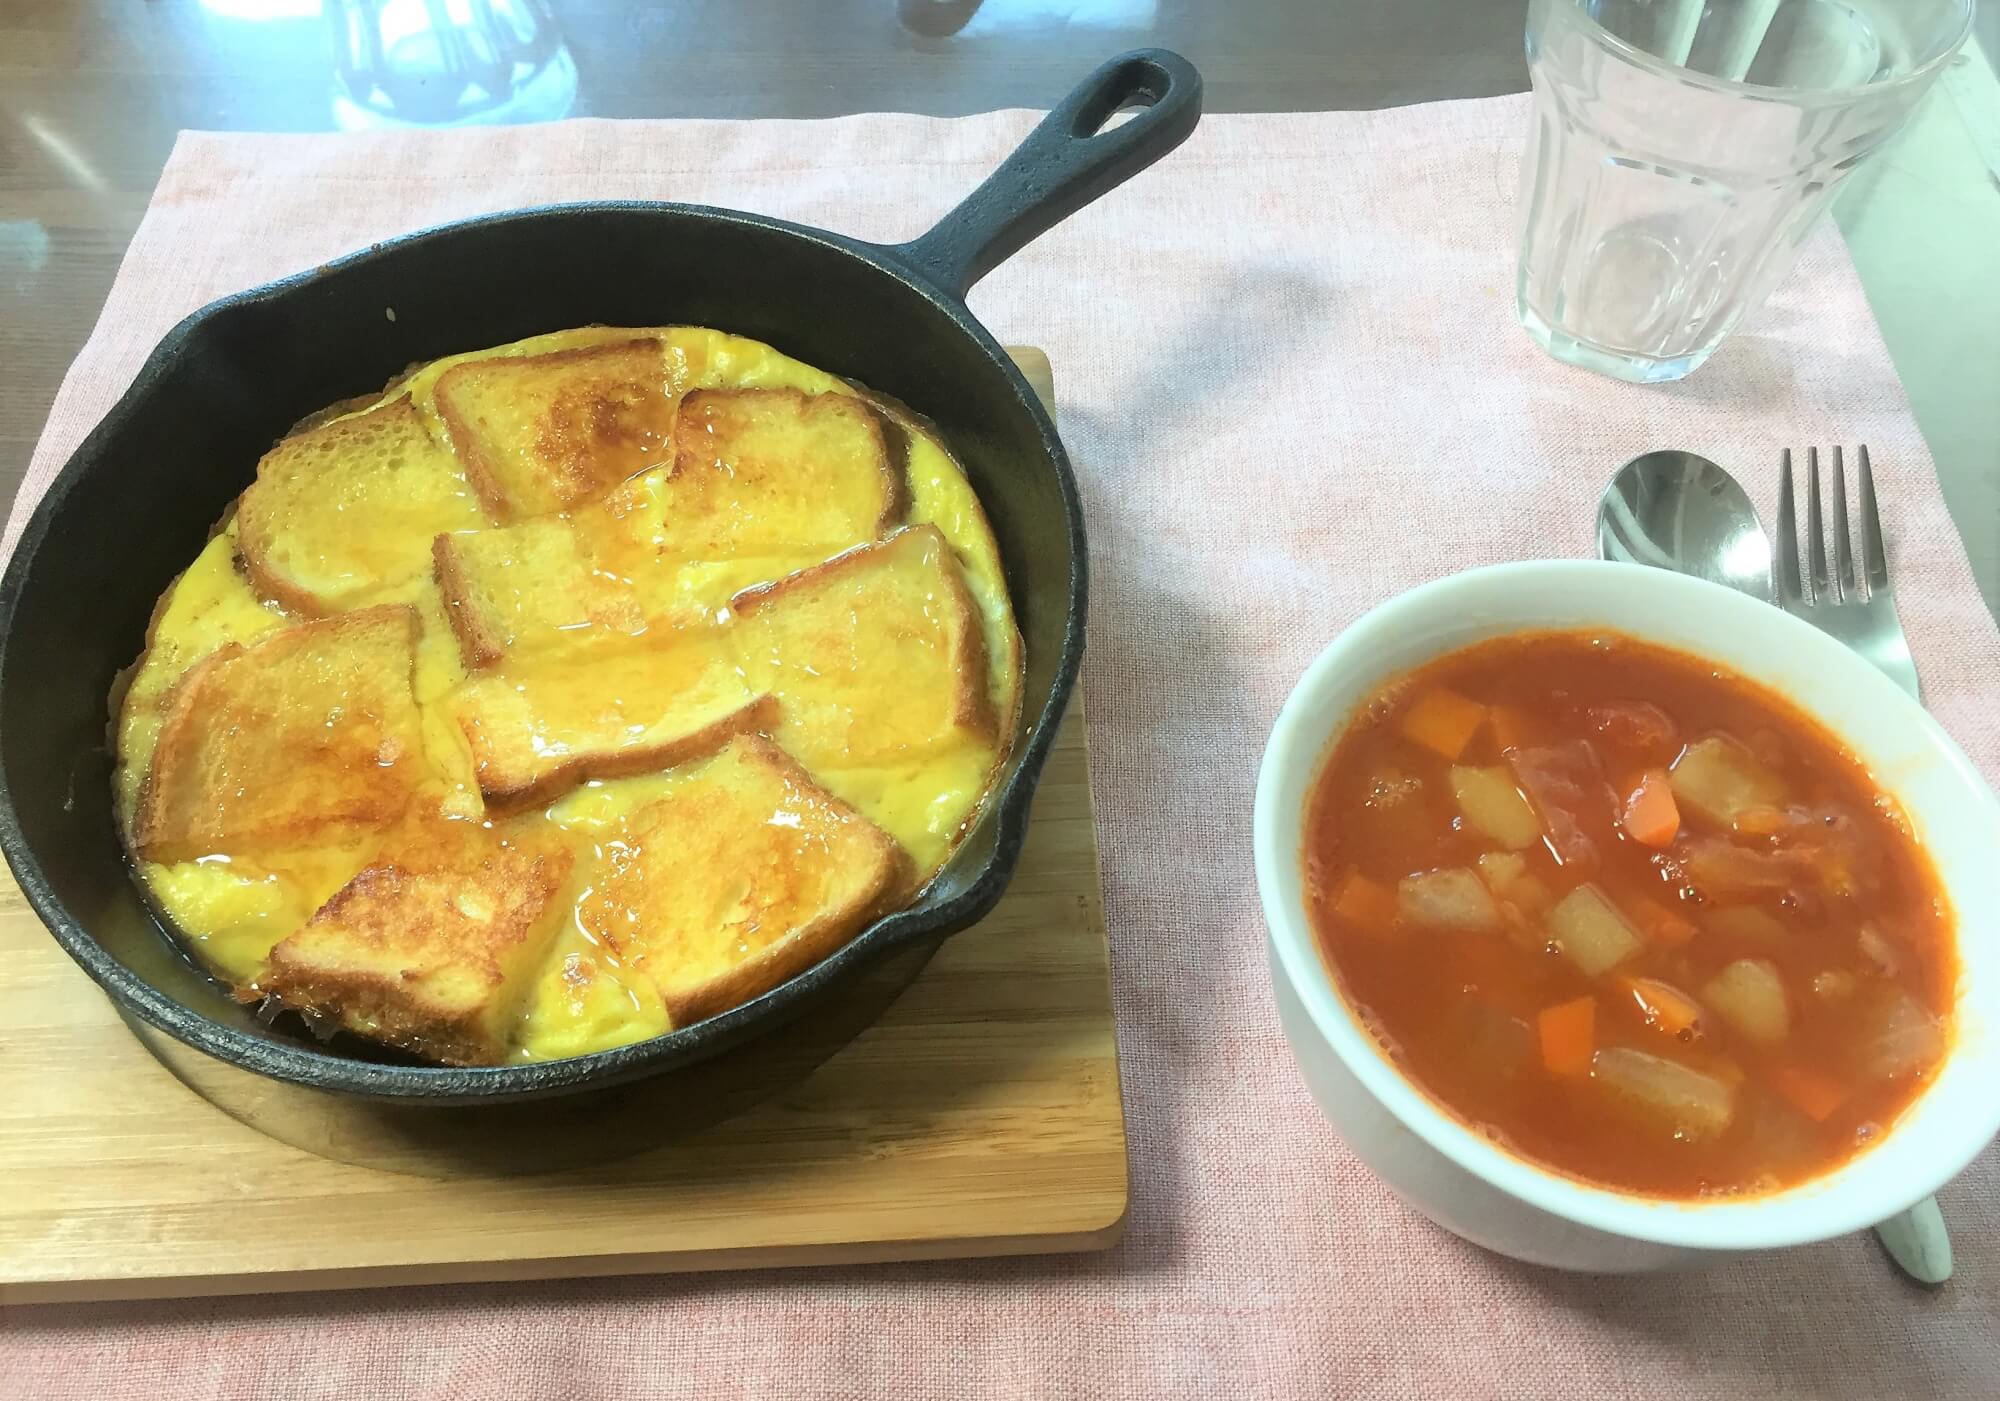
[0,50,1201,1106]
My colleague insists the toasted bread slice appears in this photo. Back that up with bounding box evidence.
[432,523,644,670]
[236,396,486,614]
[433,338,678,519]
[729,525,994,768]
[432,387,902,667]
[578,735,904,1028]
[134,605,434,863]
[262,819,574,1065]
[638,386,901,555]
[870,394,1026,742]
[448,629,776,810]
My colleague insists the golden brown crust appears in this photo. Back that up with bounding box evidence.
[133,605,428,863]
[431,533,504,671]
[468,692,779,814]
[434,338,673,521]
[261,821,574,1065]
[586,735,906,1029]
[730,524,996,745]
[673,386,904,536]
[864,391,1025,740]
[237,395,476,616]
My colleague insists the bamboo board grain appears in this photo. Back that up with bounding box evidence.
[0,347,1126,1304]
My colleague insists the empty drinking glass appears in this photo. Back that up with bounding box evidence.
[1517,0,1974,383]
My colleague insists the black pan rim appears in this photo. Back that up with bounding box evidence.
[0,199,1087,1103]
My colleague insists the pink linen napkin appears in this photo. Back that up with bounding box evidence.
[5,97,1998,1400]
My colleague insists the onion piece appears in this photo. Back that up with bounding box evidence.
[1592,1046,1737,1139]
[1852,988,1945,1083]
[1397,868,1502,934]
[1702,905,1789,944]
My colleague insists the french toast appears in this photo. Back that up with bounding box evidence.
[433,338,679,519]
[114,325,1023,1065]
[577,736,905,1027]
[729,524,995,769]
[133,605,435,864]
[432,520,644,670]
[448,629,777,809]
[433,386,903,667]
[236,395,485,614]
[262,819,574,1065]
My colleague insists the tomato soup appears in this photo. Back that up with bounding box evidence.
[1303,630,1953,1199]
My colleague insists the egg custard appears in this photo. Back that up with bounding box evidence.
[112,327,1023,1065]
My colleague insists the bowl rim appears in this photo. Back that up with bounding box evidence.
[1255,559,2000,1252]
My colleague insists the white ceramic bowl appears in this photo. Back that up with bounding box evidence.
[1255,561,2000,1272]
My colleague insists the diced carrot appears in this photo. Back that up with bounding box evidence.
[1622,769,1680,848]
[1733,806,1787,837]
[1619,975,1704,1040]
[1772,1066,1847,1122]
[1331,873,1399,933]
[1538,996,1596,1077]
[1487,704,1531,753]
[1399,688,1488,761]
[1626,892,1697,948]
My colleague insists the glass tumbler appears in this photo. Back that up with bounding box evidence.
[1517,0,1974,383]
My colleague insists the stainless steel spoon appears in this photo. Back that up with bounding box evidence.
[1597,449,1773,600]
[1595,450,1951,1286]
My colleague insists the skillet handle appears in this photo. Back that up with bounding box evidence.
[888,48,1202,298]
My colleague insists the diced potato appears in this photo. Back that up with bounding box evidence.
[1396,868,1502,934]
[1547,884,1642,976]
[1450,765,1542,850]
[1592,1046,1736,1139]
[1669,736,1788,828]
[1701,959,1790,1046]
[1857,924,1903,977]
[1811,969,1859,1002]
[1851,988,1945,1083]
[1477,851,1526,889]
[1702,905,1788,944]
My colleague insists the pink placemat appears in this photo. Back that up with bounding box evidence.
[5,97,1998,1400]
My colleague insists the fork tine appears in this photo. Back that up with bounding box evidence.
[1858,444,1890,592]
[1832,445,1856,599]
[1776,448,1802,606]
[1807,447,1832,603]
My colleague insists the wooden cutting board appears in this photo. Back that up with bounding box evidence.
[0,347,1127,1304]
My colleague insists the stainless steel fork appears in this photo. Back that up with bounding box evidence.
[1775,446,1920,701]
[1775,444,1950,1286]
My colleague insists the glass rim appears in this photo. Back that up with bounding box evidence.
[1550,0,1977,103]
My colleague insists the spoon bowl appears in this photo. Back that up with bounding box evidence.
[1597,450,1773,599]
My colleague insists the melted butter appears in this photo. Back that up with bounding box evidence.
[118,326,1023,1062]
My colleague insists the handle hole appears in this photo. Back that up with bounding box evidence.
[1098,97,1155,132]
[1070,65,1167,139]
